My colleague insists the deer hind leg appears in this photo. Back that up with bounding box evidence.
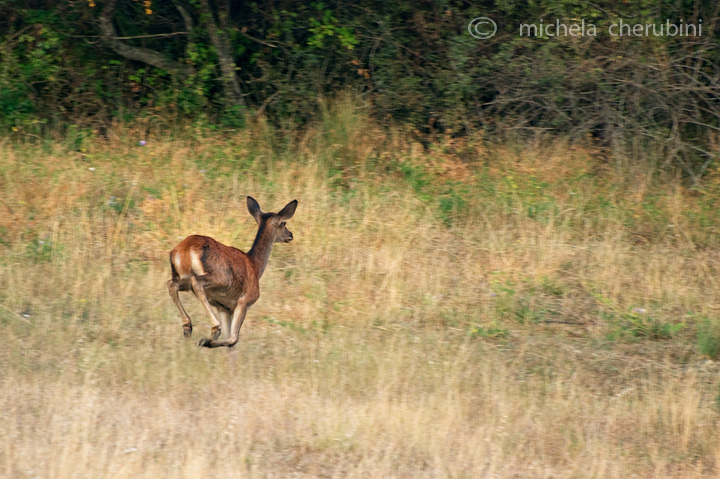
[189,275,224,341]
[167,278,193,338]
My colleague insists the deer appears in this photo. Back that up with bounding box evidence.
[167,196,297,348]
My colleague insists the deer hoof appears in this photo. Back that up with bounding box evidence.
[210,327,221,341]
[183,326,193,338]
[197,338,213,348]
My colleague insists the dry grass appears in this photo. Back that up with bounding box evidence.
[2,100,720,478]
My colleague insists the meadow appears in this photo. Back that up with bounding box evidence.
[2,99,720,478]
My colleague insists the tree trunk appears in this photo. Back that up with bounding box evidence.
[197,0,244,108]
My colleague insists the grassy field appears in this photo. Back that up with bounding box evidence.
[2,99,720,478]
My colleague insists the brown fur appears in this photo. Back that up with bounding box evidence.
[167,197,297,348]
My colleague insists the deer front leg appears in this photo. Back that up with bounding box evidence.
[198,300,248,348]
[167,279,193,338]
[216,307,231,339]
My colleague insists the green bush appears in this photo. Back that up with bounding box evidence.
[697,318,720,360]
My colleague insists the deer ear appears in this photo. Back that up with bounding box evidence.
[277,199,298,221]
[247,196,263,224]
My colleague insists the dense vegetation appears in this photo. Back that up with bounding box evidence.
[2,0,719,177]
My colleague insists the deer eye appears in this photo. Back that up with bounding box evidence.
[280,222,286,228]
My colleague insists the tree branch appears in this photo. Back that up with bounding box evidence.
[175,4,194,32]
[99,0,194,77]
[112,32,190,40]
[240,28,277,48]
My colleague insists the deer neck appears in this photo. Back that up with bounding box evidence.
[247,224,274,279]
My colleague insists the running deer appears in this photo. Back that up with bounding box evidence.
[167,196,297,348]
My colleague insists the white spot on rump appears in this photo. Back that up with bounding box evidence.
[190,250,206,276]
[173,254,188,279]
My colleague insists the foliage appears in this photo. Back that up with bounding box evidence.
[0,1,718,175]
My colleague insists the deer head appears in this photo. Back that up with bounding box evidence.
[246,196,297,244]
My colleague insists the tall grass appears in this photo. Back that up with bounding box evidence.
[1,96,720,477]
